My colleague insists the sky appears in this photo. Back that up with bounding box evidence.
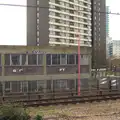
[107,0,120,40]
[0,0,119,45]
[0,0,26,45]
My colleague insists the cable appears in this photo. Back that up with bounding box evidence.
[0,3,120,15]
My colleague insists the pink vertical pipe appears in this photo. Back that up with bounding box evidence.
[77,33,81,96]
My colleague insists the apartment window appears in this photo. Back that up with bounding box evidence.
[37,19,39,24]
[37,31,39,36]
[67,54,75,64]
[37,7,39,11]
[37,0,39,5]
[28,54,37,65]
[37,25,39,30]
[37,38,39,42]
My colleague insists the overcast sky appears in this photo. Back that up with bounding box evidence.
[0,0,119,45]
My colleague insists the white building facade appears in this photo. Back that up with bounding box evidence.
[49,0,91,46]
[107,40,120,58]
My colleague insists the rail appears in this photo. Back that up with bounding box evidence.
[0,89,120,107]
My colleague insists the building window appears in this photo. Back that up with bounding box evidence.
[46,54,51,65]
[11,81,21,92]
[21,81,27,92]
[54,80,67,90]
[11,54,20,65]
[28,81,37,92]
[5,81,11,93]
[22,54,26,65]
[28,54,37,65]
[37,80,45,92]
[67,54,75,64]
[46,80,51,90]
[5,54,10,65]
[60,54,67,65]
[38,54,43,65]
[52,54,60,65]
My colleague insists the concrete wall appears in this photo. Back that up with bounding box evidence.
[27,0,49,45]
[0,45,91,81]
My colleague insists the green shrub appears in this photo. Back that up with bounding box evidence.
[0,104,30,120]
[35,115,43,120]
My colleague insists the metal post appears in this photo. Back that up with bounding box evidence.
[77,33,81,96]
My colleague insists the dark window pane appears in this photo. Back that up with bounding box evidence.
[28,81,37,92]
[67,80,75,89]
[5,82,10,93]
[38,54,43,65]
[60,54,66,65]
[52,54,57,64]
[0,82,2,94]
[81,54,83,58]
[57,54,60,64]
[11,54,20,65]
[47,80,51,90]
[22,54,26,65]
[21,81,27,92]
[37,80,45,92]
[67,54,75,64]
[46,54,51,65]
[52,54,60,65]
[5,54,10,65]
[11,81,21,92]
[76,54,78,64]
[28,54,37,65]
[54,80,67,89]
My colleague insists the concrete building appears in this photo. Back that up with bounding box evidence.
[0,45,91,99]
[108,40,120,58]
[91,0,106,68]
[106,37,112,58]
[106,6,110,37]
[27,0,92,47]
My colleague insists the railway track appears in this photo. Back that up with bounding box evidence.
[6,93,120,107]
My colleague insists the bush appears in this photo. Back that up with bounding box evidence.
[0,104,30,120]
[35,115,43,120]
